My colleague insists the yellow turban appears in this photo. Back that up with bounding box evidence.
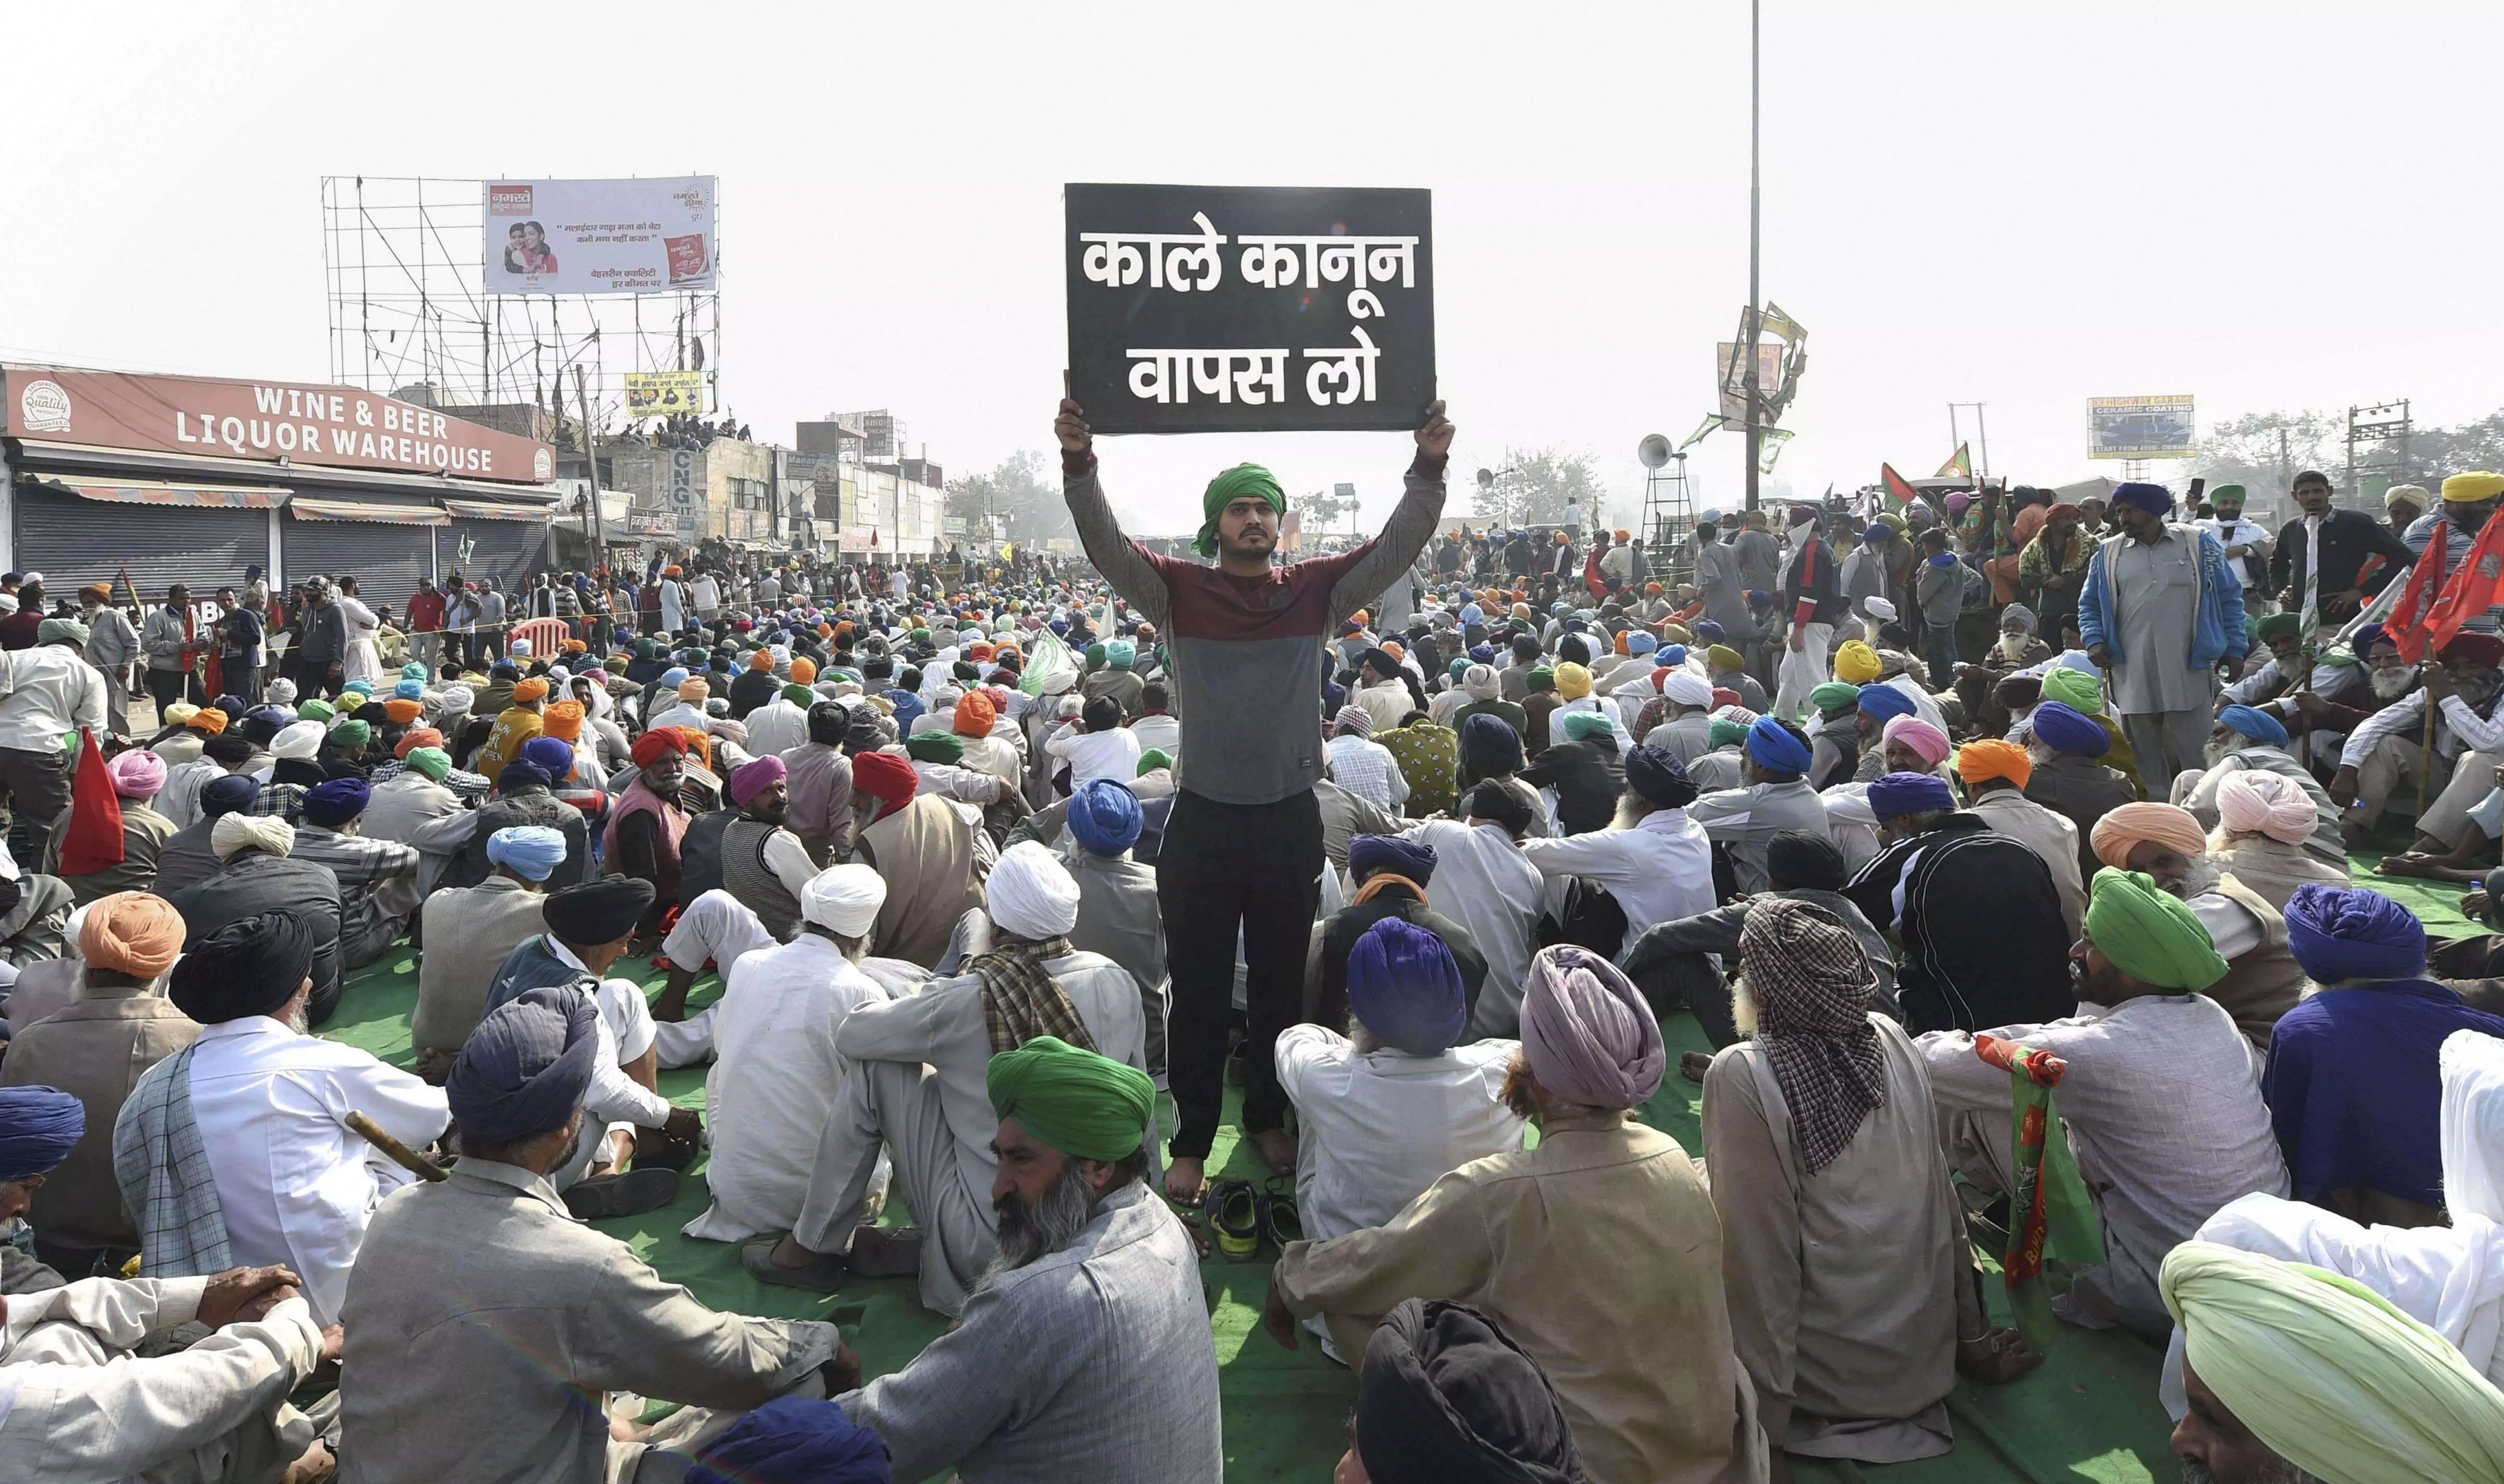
[1833,640,1882,683]
[1706,645,1744,673]
[2163,1241,2504,1484]
[1555,662,1593,701]
[2444,472,2504,504]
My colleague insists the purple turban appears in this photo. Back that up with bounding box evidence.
[1623,745,1696,809]
[1520,944,1664,1109]
[2028,701,2110,757]
[2283,882,2426,985]
[2112,481,2174,517]
[1855,684,1917,723]
[1346,918,1468,1056]
[1867,771,1955,819]
[687,1396,891,1484]
[518,735,575,779]
[729,753,788,806]
[1349,834,1437,886]
[0,1086,87,1181]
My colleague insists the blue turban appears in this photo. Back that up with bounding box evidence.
[1349,834,1438,886]
[1868,770,1957,818]
[660,666,690,690]
[1468,644,1496,664]
[1461,713,1523,775]
[1048,617,1069,635]
[2352,622,2390,654]
[1745,715,1812,774]
[2284,882,2426,985]
[519,736,576,778]
[213,693,247,716]
[1346,918,1468,1056]
[401,661,428,680]
[1067,778,1144,856]
[1856,685,1917,722]
[1627,631,1657,656]
[446,985,600,1148]
[2029,701,2110,756]
[1624,745,1698,809]
[885,690,925,729]
[302,777,371,827]
[1461,603,1485,625]
[201,774,261,817]
[1660,644,1688,667]
[2217,703,2290,750]
[489,661,520,681]
[2112,481,2174,517]
[0,1086,86,1181]
[1695,621,1726,644]
[498,761,553,793]
[687,1396,892,1484]
[239,706,288,745]
[394,678,425,701]
[486,825,570,882]
[1103,638,1137,668]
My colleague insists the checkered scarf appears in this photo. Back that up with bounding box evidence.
[1738,897,1886,1175]
[973,937,1091,1056]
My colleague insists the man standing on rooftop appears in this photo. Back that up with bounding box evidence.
[1058,392,1452,1202]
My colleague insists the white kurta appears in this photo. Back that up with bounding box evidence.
[339,595,383,686]
[652,889,779,1069]
[1402,818,1546,1038]
[186,1017,450,1326]
[685,935,892,1241]
[1515,806,1717,947]
[0,1277,325,1484]
[742,699,809,758]
[1274,1027,1525,1244]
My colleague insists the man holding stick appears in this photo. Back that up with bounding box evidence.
[1057,391,1452,1202]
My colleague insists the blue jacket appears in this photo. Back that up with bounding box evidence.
[2077,525,2246,673]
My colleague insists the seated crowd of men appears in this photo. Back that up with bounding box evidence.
[2,465,2503,1484]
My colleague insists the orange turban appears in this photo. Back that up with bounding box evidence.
[954,689,997,737]
[818,622,836,638]
[512,678,549,703]
[543,701,585,741]
[675,726,712,769]
[748,649,775,671]
[1955,739,2033,790]
[790,657,817,684]
[383,698,423,724]
[188,707,229,735]
[81,890,185,978]
[2090,802,2210,872]
[396,727,445,757]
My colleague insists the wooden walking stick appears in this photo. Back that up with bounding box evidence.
[346,1111,450,1183]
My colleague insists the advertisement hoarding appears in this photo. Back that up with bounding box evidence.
[623,370,707,419]
[484,177,718,297]
[2089,395,2196,460]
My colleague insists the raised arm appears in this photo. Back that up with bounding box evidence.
[1329,401,1453,623]
[1055,398,1173,631]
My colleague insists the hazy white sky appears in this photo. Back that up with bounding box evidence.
[5,2,2499,536]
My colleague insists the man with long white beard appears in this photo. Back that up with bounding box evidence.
[2169,704,2347,865]
[805,1037,1221,1482]
[2333,631,2504,850]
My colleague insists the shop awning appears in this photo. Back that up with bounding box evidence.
[33,477,287,509]
[442,499,551,522]
[289,498,448,525]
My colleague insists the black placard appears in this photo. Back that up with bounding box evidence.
[1064,183,1435,436]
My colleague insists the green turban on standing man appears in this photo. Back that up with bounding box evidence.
[1194,463,1286,559]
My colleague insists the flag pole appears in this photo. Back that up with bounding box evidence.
[1741,0,1762,515]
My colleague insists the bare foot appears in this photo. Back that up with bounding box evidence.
[1680,1051,1715,1083]
[765,1234,826,1271]
[1163,1155,1208,1205]
[1956,1327,2044,1385]
[1252,1128,1297,1175]
[284,1440,337,1484]
[2378,853,2434,878]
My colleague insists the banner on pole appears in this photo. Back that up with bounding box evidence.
[624,370,708,419]
[1064,184,1435,435]
[484,177,718,296]
[2088,395,2195,460]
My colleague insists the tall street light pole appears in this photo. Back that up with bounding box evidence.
[1742,0,1762,513]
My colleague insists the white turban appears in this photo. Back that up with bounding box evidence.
[212,812,294,861]
[801,863,887,939]
[263,678,299,706]
[1662,671,1715,709]
[1864,596,1898,622]
[1462,663,1500,701]
[437,684,476,718]
[985,840,1080,940]
[271,721,324,761]
[509,638,533,657]
[0,595,19,618]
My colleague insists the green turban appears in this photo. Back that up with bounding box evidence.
[1085,643,1107,668]
[329,719,371,751]
[909,627,933,648]
[1709,717,1749,749]
[2255,611,2302,643]
[2085,867,2229,990]
[2162,1241,2504,1484]
[1104,638,1137,669]
[402,746,451,782]
[1561,711,1615,741]
[985,1035,1155,1162]
[1526,666,1557,693]
[298,699,337,725]
[401,661,429,680]
[905,730,965,764]
[637,638,660,659]
[782,683,816,707]
[1194,463,1286,559]
[2039,666,2105,716]
[1138,749,1173,774]
[1810,681,1862,713]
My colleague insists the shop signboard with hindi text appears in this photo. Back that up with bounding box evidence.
[484,177,718,297]
[2088,395,2196,460]
[3,366,555,484]
[1064,184,1434,435]
[624,370,708,419]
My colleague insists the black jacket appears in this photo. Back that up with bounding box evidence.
[1315,886,1488,1033]
[1780,535,1848,628]
[1841,813,2073,1034]
[2269,509,2416,619]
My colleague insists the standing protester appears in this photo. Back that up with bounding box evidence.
[1057,393,1452,1202]
[2266,469,2415,633]
[140,584,201,717]
[2079,482,2247,795]
[78,584,140,737]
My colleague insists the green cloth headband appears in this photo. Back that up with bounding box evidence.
[1194,464,1286,559]
[985,1035,1154,1162]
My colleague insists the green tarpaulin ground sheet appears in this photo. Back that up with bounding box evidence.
[318,839,2464,1481]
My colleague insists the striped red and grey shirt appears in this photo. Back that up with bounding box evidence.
[1063,451,1447,805]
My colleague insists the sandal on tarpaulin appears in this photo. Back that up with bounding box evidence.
[562,1167,680,1221]
[1259,1176,1303,1249]
[1205,1178,1261,1263]
[741,1239,849,1293]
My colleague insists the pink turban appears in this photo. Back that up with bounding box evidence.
[728,753,788,806]
[1520,944,1664,1109]
[2090,802,2210,872]
[2216,769,2316,845]
[104,747,166,800]
[1880,715,1952,769]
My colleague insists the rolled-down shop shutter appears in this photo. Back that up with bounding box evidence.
[441,511,549,595]
[282,499,446,618]
[14,482,273,601]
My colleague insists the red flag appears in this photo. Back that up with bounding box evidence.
[2426,515,2504,659]
[57,728,124,876]
[2389,522,2449,663]
[1881,464,1921,509]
